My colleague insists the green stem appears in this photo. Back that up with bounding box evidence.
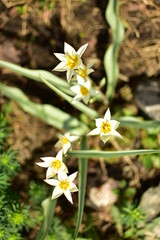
[74,136,88,239]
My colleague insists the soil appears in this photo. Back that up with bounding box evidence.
[0,0,160,239]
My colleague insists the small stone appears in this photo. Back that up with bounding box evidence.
[140,185,160,221]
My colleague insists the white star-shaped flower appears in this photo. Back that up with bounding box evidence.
[75,63,94,82]
[88,108,122,143]
[71,78,98,104]
[53,42,88,83]
[44,171,78,204]
[36,150,68,179]
[55,132,79,155]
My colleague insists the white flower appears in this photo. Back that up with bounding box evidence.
[44,171,78,204]
[53,42,88,83]
[36,150,68,179]
[55,132,79,154]
[88,108,122,143]
[75,63,94,82]
[71,78,99,104]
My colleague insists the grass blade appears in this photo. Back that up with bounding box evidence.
[74,136,88,240]
[36,197,57,240]
[69,149,160,160]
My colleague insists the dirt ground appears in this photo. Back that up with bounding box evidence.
[0,0,160,239]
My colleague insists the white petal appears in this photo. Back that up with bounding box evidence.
[87,68,94,75]
[40,157,54,164]
[87,61,95,68]
[56,150,63,161]
[73,94,82,102]
[95,118,103,128]
[67,69,74,83]
[77,77,85,85]
[52,187,63,199]
[44,179,59,186]
[100,134,110,143]
[68,171,78,182]
[46,166,55,179]
[61,163,68,173]
[63,142,71,154]
[104,108,111,121]
[64,191,73,204]
[55,140,61,148]
[77,43,88,57]
[54,53,65,61]
[53,62,67,72]
[84,81,91,90]
[110,120,120,130]
[69,136,79,142]
[87,127,100,136]
[57,133,63,138]
[36,162,49,168]
[70,85,80,94]
[64,132,70,138]
[64,42,76,55]
[83,94,90,104]
[111,130,122,139]
[69,182,78,192]
[58,171,68,181]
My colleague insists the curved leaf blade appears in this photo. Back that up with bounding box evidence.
[36,197,57,240]
[0,60,72,95]
[104,0,125,100]
[69,149,160,160]
[119,116,160,129]
[0,83,88,135]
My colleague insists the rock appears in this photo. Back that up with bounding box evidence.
[89,178,119,208]
[140,185,160,221]
[135,78,160,120]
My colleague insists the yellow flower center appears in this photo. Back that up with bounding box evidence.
[51,160,62,171]
[76,67,87,79]
[100,121,111,134]
[60,137,69,146]
[66,54,79,69]
[80,86,89,96]
[59,179,70,191]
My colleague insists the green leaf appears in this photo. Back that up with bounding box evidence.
[74,137,88,240]
[104,0,125,100]
[0,83,88,135]
[36,197,57,240]
[68,149,160,160]
[119,116,160,129]
[0,60,72,95]
[40,74,98,119]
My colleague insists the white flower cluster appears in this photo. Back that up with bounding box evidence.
[36,133,79,204]
[36,43,122,204]
[53,42,99,104]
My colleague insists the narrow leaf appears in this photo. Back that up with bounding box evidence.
[69,149,160,160]
[36,197,57,240]
[0,60,72,95]
[104,0,125,100]
[74,137,88,240]
[119,116,160,129]
[0,83,88,135]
